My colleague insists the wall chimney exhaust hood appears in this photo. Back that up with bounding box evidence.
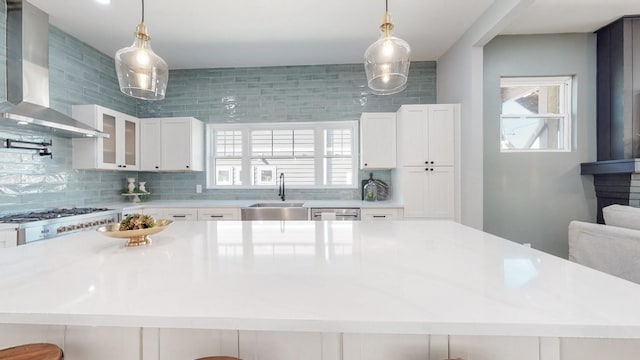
[0,0,107,138]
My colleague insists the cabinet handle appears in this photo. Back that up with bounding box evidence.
[172,215,187,218]
[117,165,122,168]
[364,163,368,166]
[425,168,428,171]
[155,166,159,169]
[209,215,224,218]
[186,165,190,169]
[373,215,386,218]
[430,168,434,171]
[123,165,127,168]
[431,161,434,164]
[425,161,428,164]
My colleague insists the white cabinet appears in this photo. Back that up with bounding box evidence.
[0,228,17,248]
[396,104,454,167]
[140,117,204,172]
[162,208,198,221]
[398,164,454,218]
[197,208,241,221]
[393,104,459,220]
[72,105,139,170]
[139,119,161,171]
[360,208,403,220]
[141,207,164,220]
[360,112,396,169]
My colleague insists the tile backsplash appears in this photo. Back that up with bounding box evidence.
[0,1,436,214]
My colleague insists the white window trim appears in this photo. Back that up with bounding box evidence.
[500,76,572,153]
[206,121,359,189]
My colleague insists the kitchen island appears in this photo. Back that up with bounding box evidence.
[1,220,640,359]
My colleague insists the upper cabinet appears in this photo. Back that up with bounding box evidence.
[72,105,139,170]
[396,104,455,167]
[140,117,204,172]
[360,112,396,169]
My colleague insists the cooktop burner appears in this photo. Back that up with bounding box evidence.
[0,207,112,224]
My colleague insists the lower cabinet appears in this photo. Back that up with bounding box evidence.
[0,228,17,248]
[397,166,454,218]
[360,208,403,220]
[1,325,640,360]
[197,208,241,221]
[162,208,198,221]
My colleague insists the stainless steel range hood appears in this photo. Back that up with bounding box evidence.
[0,0,106,138]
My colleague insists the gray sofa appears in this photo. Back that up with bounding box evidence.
[569,205,640,284]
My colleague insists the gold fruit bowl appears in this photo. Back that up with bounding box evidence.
[96,219,173,247]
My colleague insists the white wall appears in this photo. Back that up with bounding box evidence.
[437,0,534,229]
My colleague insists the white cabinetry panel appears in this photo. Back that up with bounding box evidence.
[0,228,17,248]
[343,333,429,360]
[0,324,64,350]
[197,207,241,221]
[158,329,239,360]
[449,336,539,360]
[239,331,324,360]
[162,208,198,221]
[560,338,640,360]
[360,112,396,169]
[360,208,403,220]
[140,117,204,172]
[64,326,140,360]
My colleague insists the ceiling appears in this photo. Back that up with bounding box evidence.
[27,0,640,70]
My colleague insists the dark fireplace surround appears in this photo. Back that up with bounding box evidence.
[581,15,640,223]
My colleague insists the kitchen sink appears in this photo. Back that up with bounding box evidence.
[241,202,308,220]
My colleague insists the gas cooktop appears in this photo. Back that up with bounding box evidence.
[0,207,113,224]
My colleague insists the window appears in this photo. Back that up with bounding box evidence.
[500,76,572,152]
[206,121,358,189]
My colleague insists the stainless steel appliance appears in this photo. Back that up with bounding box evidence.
[0,207,120,245]
[310,208,361,221]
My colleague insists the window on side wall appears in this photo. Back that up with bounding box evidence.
[206,121,358,189]
[500,76,572,152]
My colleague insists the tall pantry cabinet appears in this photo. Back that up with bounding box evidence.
[392,104,460,220]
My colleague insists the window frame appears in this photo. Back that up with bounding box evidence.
[499,76,573,153]
[206,121,359,189]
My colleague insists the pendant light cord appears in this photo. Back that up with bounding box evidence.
[141,0,145,23]
[385,0,388,12]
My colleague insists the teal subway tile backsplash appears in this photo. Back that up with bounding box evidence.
[0,0,436,212]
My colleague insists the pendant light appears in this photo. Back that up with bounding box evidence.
[115,0,168,100]
[364,0,411,95]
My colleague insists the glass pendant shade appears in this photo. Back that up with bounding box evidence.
[364,11,411,95]
[115,23,168,100]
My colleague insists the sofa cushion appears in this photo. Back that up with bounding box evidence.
[602,204,640,230]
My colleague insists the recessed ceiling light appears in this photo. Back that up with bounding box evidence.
[95,0,111,5]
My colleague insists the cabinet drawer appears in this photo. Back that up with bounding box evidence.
[162,208,197,221]
[142,208,164,220]
[360,208,403,220]
[197,208,241,221]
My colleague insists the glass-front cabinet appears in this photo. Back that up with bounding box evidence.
[72,105,139,171]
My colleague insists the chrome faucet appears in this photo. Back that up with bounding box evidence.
[278,172,285,201]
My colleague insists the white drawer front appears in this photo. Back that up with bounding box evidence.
[197,208,241,221]
[360,208,402,220]
[163,208,198,221]
[142,208,164,220]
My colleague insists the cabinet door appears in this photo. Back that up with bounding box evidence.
[427,105,455,166]
[0,229,17,248]
[161,118,192,171]
[116,115,139,170]
[400,167,429,218]
[360,112,396,169]
[142,208,164,220]
[397,106,429,167]
[140,119,162,171]
[426,167,454,218]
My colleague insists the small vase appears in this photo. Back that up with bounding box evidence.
[127,178,136,193]
[139,182,146,192]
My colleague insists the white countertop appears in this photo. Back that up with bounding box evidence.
[1,220,640,338]
[104,199,403,211]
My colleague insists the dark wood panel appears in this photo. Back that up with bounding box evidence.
[633,19,640,157]
[610,18,626,159]
[597,24,612,160]
[580,159,636,174]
